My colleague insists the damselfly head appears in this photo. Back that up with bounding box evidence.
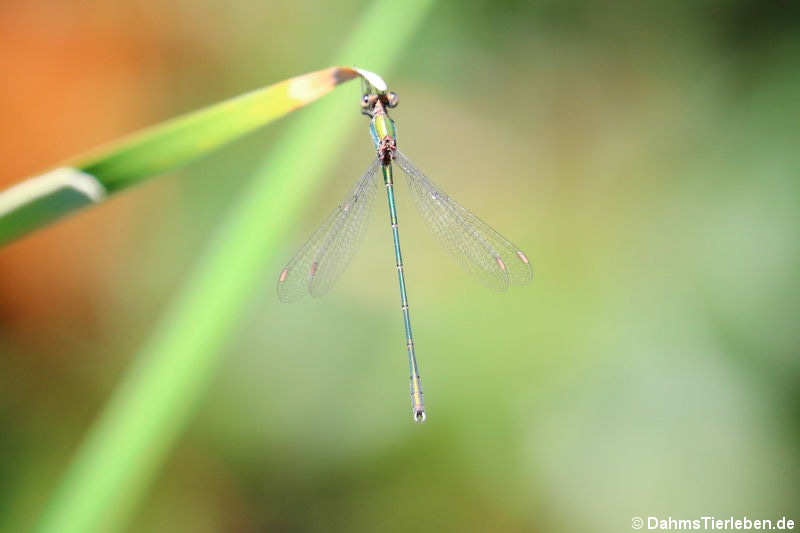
[361,91,398,117]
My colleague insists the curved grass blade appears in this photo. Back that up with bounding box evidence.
[0,66,369,247]
[73,66,367,190]
[395,150,533,290]
[277,161,380,302]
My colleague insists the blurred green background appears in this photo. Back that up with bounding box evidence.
[1,1,799,531]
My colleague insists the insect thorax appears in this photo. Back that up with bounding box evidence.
[369,114,397,149]
[370,114,397,164]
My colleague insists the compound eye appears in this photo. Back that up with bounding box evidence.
[385,91,398,108]
[361,94,370,108]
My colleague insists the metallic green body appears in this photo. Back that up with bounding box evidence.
[371,113,425,422]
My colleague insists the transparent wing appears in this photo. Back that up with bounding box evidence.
[395,150,532,291]
[277,160,381,302]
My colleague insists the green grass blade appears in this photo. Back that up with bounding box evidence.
[0,66,362,246]
[35,1,434,532]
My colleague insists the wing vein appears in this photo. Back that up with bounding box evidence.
[277,160,381,302]
[395,150,532,290]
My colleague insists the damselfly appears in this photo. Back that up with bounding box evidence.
[277,75,532,423]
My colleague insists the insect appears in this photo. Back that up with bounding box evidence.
[277,75,532,423]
